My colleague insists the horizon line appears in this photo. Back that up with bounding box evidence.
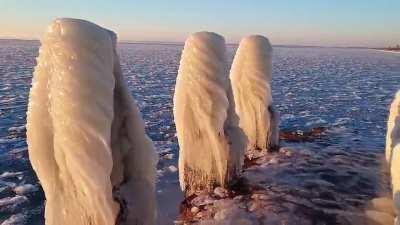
[0,37,384,49]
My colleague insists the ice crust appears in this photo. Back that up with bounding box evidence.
[173,32,246,194]
[26,18,156,225]
[230,35,279,153]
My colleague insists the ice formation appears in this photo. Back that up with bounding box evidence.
[173,32,246,195]
[230,35,279,153]
[26,18,157,225]
[391,147,400,225]
[386,91,400,163]
[386,91,400,224]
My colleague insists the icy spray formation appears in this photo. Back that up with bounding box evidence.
[386,91,400,224]
[386,91,400,164]
[26,18,157,225]
[392,147,400,225]
[230,35,279,153]
[174,32,246,195]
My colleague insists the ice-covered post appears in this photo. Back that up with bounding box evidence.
[174,32,246,195]
[230,35,279,155]
[392,146,400,225]
[26,18,157,225]
[386,91,400,224]
[386,91,400,164]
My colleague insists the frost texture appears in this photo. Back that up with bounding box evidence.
[26,18,157,225]
[173,32,246,195]
[230,35,279,153]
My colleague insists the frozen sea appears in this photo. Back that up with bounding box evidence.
[0,39,400,224]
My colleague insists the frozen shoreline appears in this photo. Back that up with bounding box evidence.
[175,146,394,225]
[375,49,400,54]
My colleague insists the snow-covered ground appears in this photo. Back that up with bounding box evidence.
[1,40,400,224]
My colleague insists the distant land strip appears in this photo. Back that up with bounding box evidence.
[0,38,398,51]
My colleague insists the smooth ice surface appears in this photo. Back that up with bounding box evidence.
[230,35,279,153]
[26,18,156,225]
[173,32,245,194]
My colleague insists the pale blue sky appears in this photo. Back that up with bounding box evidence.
[1,0,399,47]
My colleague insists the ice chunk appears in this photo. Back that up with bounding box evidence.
[7,125,26,133]
[1,213,28,225]
[0,172,23,179]
[230,35,279,152]
[167,165,178,173]
[13,184,37,195]
[27,18,156,225]
[173,32,246,195]
[0,196,28,213]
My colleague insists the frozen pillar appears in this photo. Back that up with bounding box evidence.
[387,91,400,224]
[386,91,400,164]
[230,35,279,154]
[173,32,246,195]
[26,18,157,225]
